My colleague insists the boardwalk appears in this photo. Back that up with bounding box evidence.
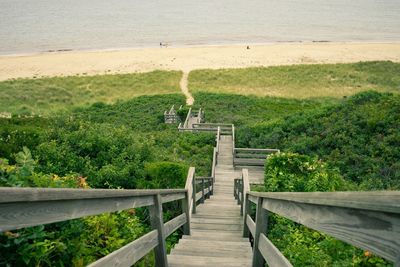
[168,135,253,266]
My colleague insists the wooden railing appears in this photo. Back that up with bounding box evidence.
[233,148,280,167]
[231,124,279,167]
[235,169,400,267]
[164,105,180,124]
[0,166,214,267]
[178,107,192,130]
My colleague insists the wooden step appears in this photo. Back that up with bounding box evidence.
[168,255,251,267]
[182,233,249,242]
[177,239,250,249]
[171,245,252,258]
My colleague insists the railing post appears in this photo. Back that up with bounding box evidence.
[233,179,236,198]
[240,179,244,216]
[192,175,196,214]
[237,180,241,205]
[252,197,269,267]
[181,191,191,235]
[210,177,214,196]
[242,194,250,238]
[149,194,168,267]
[201,179,205,203]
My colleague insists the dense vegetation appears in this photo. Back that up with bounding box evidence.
[0,70,181,115]
[189,61,400,99]
[0,94,214,266]
[238,91,400,190]
[262,153,389,266]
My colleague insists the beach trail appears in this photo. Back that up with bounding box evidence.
[180,71,194,105]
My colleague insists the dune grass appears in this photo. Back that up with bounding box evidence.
[189,61,400,99]
[0,70,182,115]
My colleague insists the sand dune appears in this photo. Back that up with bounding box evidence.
[0,42,400,81]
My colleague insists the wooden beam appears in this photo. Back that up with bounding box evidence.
[262,197,400,263]
[181,193,191,235]
[252,197,269,267]
[88,230,158,267]
[0,195,154,232]
[149,194,168,267]
[249,191,400,213]
[246,214,256,237]
[258,234,293,267]
[164,213,187,237]
[0,187,186,203]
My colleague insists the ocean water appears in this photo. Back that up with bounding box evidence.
[0,0,399,54]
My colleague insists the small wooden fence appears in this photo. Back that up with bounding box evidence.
[234,169,400,267]
[0,166,214,267]
[231,124,280,167]
[164,105,181,124]
[178,108,204,130]
[233,148,280,167]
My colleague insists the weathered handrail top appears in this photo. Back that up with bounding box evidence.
[235,148,280,152]
[248,191,400,214]
[192,123,233,126]
[0,187,187,203]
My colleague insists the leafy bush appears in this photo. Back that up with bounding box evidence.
[140,161,189,189]
[264,152,351,192]
[263,152,389,266]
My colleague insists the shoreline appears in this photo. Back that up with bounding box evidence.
[1,42,400,81]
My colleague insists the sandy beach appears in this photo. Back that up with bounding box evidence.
[1,42,400,81]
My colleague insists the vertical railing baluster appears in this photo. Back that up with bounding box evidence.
[181,191,191,235]
[201,179,205,203]
[149,194,168,267]
[240,179,244,216]
[242,194,250,238]
[252,197,269,267]
[192,175,196,214]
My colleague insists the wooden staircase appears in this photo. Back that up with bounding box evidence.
[168,135,253,267]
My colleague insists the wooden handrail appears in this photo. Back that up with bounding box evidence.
[0,187,189,267]
[236,172,400,266]
[0,165,216,267]
[183,107,192,129]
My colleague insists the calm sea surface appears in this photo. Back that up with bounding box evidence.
[1,0,400,54]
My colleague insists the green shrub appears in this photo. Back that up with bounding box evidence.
[140,161,189,189]
[264,152,351,192]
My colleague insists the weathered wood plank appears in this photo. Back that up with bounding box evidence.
[181,192,190,235]
[88,230,158,267]
[248,194,258,204]
[242,169,250,216]
[164,213,187,237]
[161,193,186,204]
[0,187,186,203]
[234,148,280,153]
[0,196,154,232]
[262,197,400,262]
[252,197,269,267]
[149,194,168,267]
[246,214,256,237]
[258,233,293,267]
[250,191,400,213]
[234,158,265,166]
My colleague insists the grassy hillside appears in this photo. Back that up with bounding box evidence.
[238,91,400,190]
[189,61,400,99]
[192,92,333,127]
[0,70,182,115]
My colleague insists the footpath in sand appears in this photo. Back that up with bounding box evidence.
[1,42,400,81]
